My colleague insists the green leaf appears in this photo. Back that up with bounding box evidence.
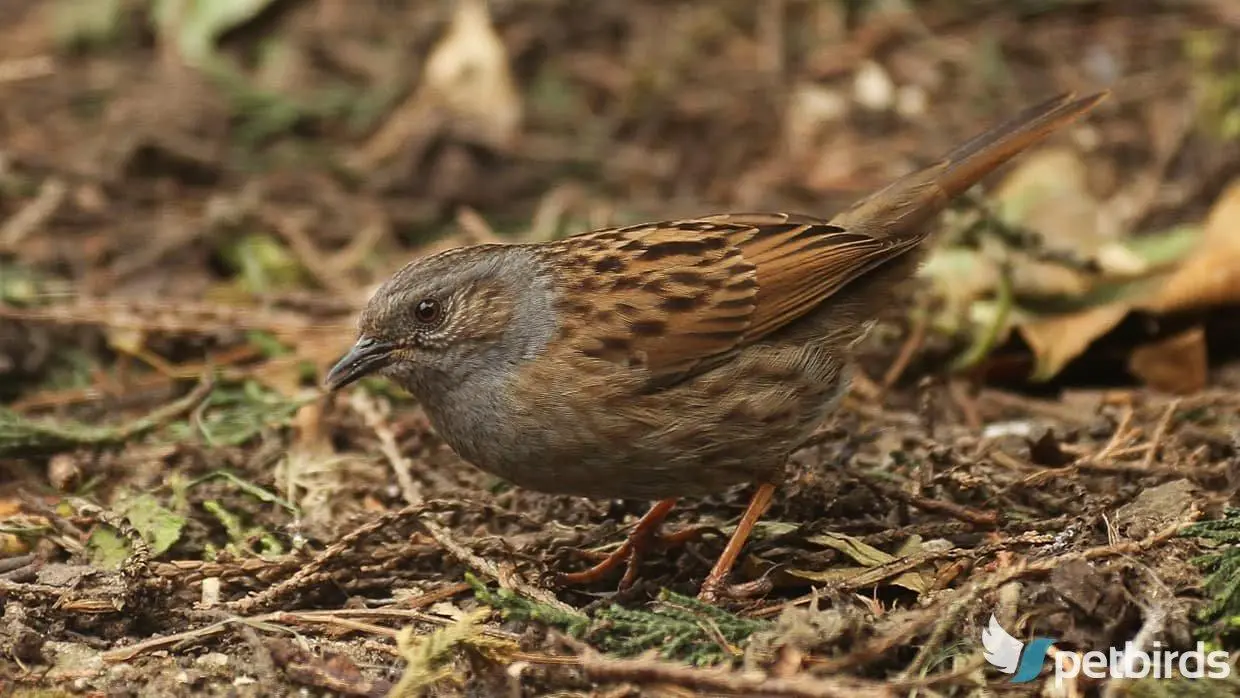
[166,380,304,448]
[1183,509,1240,631]
[53,0,125,48]
[221,233,304,295]
[468,575,762,666]
[245,330,291,358]
[123,493,185,557]
[86,526,131,570]
[202,499,284,557]
[190,470,299,514]
[151,0,279,66]
[85,494,185,569]
[1126,225,1203,267]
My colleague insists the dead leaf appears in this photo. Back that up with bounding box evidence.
[350,0,521,170]
[419,0,522,150]
[964,221,1204,384]
[1049,558,1107,614]
[991,147,1151,288]
[43,642,105,682]
[1115,479,1199,538]
[919,246,1002,334]
[0,498,21,517]
[992,148,1091,225]
[995,148,1122,250]
[807,531,894,567]
[1141,177,1240,312]
[1016,304,1129,381]
[104,325,147,359]
[1027,429,1073,467]
[0,533,27,556]
[921,146,1175,382]
[0,498,32,557]
[789,532,940,595]
[1127,326,1208,394]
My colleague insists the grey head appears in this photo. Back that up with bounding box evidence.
[324,243,557,400]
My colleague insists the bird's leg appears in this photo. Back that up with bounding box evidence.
[556,498,679,588]
[697,482,777,603]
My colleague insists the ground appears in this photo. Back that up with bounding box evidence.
[3,1,1240,696]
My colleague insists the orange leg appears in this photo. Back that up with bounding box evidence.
[697,483,777,602]
[556,498,680,589]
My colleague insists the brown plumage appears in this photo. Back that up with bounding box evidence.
[326,91,1109,601]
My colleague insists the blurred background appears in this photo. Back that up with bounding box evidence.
[4,1,1240,695]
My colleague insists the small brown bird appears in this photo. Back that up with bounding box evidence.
[326,91,1108,601]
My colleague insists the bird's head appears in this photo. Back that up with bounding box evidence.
[324,244,553,393]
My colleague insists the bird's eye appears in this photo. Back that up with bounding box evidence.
[413,298,442,325]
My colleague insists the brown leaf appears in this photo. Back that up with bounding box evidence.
[1141,177,1240,313]
[0,532,28,557]
[1016,304,1129,381]
[993,148,1127,256]
[1127,326,1208,394]
[349,0,522,170]
[419,0,523,150]
[922,146,1161,381]
[1027,429,1073,466]
[789,533,940,595]
[1114,479,1200,538]
[1049,558,1107,614]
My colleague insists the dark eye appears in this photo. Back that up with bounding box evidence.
[414,298,442,324]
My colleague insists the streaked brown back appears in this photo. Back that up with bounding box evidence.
[548,91,1109,389]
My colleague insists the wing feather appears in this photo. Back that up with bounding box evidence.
[544,92,1109,389]
[547,214,917,388]
[724,217,919,340]
[548,221,758,385]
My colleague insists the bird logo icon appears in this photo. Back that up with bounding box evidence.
[982,614,1056,683]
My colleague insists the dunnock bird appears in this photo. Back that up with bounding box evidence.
[326,91,1107,601]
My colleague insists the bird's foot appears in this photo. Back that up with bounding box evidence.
[693,482,779,604]
[554,535,639,588]
[696,575,773,604]
[554,499,683,591]
[555,522,717,591]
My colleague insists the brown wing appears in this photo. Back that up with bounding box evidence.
[548,214,918,388]
[547,91,1109,389]
[548,221,755,385]
[695,213,921,339]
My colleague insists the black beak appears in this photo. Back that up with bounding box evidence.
[324,337,396,391]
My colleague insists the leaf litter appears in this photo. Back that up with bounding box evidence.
[2,1,1240,696]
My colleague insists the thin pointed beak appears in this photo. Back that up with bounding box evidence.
[324,337,396,391]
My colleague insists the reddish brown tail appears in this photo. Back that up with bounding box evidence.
[829,91,1109,240]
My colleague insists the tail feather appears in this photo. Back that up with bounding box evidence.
[829,91,1109,240]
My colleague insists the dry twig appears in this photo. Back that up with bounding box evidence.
[417,514,577,615]
[855,472,998,527]
[227,503,428,614]
[579,649,897,698]
[350,391,422,505]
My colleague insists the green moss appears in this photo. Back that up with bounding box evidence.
[468,574,770,667]
[1183,510,1240,643]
